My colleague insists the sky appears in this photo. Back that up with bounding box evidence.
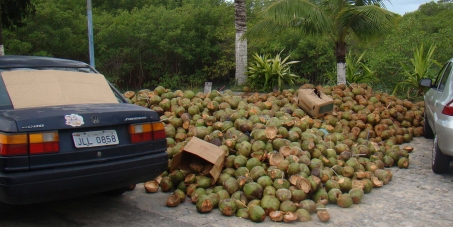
[385,0,437,15]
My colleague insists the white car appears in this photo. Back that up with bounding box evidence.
[420,59,453,173]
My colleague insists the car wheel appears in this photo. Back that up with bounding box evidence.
[102,187,128,196]
[432,137,451,174]
[423,112,434,139]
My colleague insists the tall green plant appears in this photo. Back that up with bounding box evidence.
[393,43,442,99]
[345,51,377,84]
[246,51,300,92]
[323,51,377,85]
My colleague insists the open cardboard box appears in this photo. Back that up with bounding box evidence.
[170,137,225,182]
[294,88,334,119]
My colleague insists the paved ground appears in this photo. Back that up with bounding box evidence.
[1,137,452,227]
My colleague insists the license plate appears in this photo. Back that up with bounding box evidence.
[72,130,119,148]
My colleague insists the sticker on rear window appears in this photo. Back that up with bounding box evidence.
[65,114,84,127]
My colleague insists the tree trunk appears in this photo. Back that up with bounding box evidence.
[235,0,247,85]
[335,42,347,85]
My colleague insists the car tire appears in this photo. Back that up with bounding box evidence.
[102,187,128,196]
[423,112,434,139]
[432,137,451,174]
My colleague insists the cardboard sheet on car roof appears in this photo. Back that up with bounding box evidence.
[1,70,118,109]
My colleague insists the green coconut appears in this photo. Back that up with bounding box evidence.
[339,177,353,193]
[280,200,297,213]
[173,189,186,203]
[246,158,262,171]
[300,199,317,214]
[219,198,238,216]
[236,141,252,158]
[160,176,174,192]
[263,185,277,197]
[197,176,212,189]
[349,188,364,204]
[223,177,239,195]
[397,157,409,168]
[290,189,307,203]
[216,189,231,201]
[208,193,220,208]
[273,178,290,190]
[243,182,263,200]
[248,204,266,222]
[295,208,312,222]
[236,208,249,219]
[196,197,213,213]
[325,179,341,192]
[268,168,285,181]
[337,194,353,208]
[236,176,253,190]
[327,188,342,204]
[191,188,206,203]
[234,167,250,178]
[313,188,328,205]
[260,195,281,215]
[174,180,186,193]
[275,188,292,202]
[233,155,248,169]
[256,175,273,188]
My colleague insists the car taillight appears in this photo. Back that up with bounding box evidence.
[128,122,166,143]
[0,131,60,156]
[442,99,453,116]
[29,131,59,154]
[0,133,28,156]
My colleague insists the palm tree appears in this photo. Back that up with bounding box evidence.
[235,0,247,85]
[247,0,399,84]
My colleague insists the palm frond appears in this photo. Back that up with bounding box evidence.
[246,0,330,38]
[336,5,398,41]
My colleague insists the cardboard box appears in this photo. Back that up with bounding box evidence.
[170,137,225,182]
[2,70,118,109]
[295,88,334,119]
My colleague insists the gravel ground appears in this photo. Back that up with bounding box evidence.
[128,137,453,227]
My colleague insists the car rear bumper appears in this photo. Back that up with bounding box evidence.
[0,152,168,204]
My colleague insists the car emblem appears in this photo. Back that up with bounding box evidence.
[91,115,100,124]
[97,151,102,157]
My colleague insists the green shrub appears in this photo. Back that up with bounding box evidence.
[245,51,300,92]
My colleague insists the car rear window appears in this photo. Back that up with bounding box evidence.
[0,70,119,109]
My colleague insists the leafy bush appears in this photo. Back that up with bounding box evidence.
[245,52,300,92]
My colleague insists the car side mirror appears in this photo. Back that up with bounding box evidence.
[420,78,433,88]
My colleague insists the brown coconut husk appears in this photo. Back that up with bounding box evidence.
[371,176,383,187]
[144,181,160,193]
[403,146,414,152]
[166,194,181,207]
[265,126,278,140]
[269,152,284,166]
[317,209,330,222]
[269,210,284,222]
[283,212,298,223]
[296,177,312,194]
